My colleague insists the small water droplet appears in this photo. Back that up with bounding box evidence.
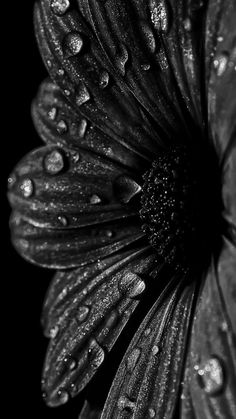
[141,63,151,71]
[119,272,146,298]
[58,215,68,226]
[44,149,65,175]
[68,358,77,371]
[88,339,105,368]
[183,17,192,31]
[57,68,65,76]
[64,32,83,57]
[8,174,17,189]
[148,408,156,418]
[57,389,69,405]
[99,70,109,88]
[213,52,229,76]
[70,151,80,163]
[144,328,152,337]
[217,36,224,43]
[114,175,142,203]
[49,325,59,339]
[20,178,34,198]
[78,118,87,137]
[76,83,90,106]
[51,0,70,16]
[221,321,228,332]
[152,345,160,355]
[127,348,141,372]
[47,59,52,68]
[149,0,170,33]
[77,306,90,322]
[105,230,114,238]
[196,357,224,395]
[90,194,102,205]
[64,89,71,96]
[57,119,68,134]
[48,107,57,121]
[117,395,136,412]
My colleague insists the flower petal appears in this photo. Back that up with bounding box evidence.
[181,240,236,418]
[101,276,198,419]
[79,400,101,419]
[222,143,236,236]
[8,145,144,268]
[41,246,157,406]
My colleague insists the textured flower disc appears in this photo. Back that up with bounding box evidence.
[7,0,236,418]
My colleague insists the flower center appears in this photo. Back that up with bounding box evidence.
[139,145,223,272]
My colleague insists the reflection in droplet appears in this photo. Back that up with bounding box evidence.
[76,83,91,106]
[114,175,142,203]
[51,0,70,16]
[149,0,170,33]
[77,306,90,323]
[127,348,141,372]
[88,339,105,368]
[48,107,57,121]
[119,272,146,298]
[117,395,136,412]
[90,194,102,205]
[57,119,68,134]
[64,32,83,57]
[20,178,34,198]
[196,357,224,396]
[44,149,65,175]
[99,70,110,88]
[213,52,229,77]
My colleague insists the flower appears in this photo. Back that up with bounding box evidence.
[8,0,236,418]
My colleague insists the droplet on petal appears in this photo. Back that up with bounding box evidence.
[49,325,59,339]
[77,306,90,323]
[90,194,102,205]
[196,357,224,396]
[8,174,17,189]
[58,215,68,226]
[44,149,65,175]
[57,389,69,405]
[140,22,156,53]
[119,272,146,298]
[51,0,70,16]
[152,345,160,355]
[76,83,91,106]
[48,107,57,121]
[117,395,136,412]
[57,119,68,134]
[78,118,87,137]
[63,32,83,57]
[88,339,105,368]
[213,52,229,77]
[99,70,110,88]
[20,178,34,198]
[57,68,65,76]
[148,408,156,418]
[183,17,192,31]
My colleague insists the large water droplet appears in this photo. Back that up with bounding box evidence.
[113,175,141,203]
[77,306,90,323]
[51,0,70,16]
[49,324,59,339]
[57,119,68,134]
[141,22,156,53]
[48,107,57,121]
[196,357,224,395]
[99,70,110,88]
[20,178,34,198]
[213,52,229,76]
[90,194,102,205]
[119,272,146,298]
[149,0,170,33]
[44,149,65,175]
[117,395,136,412]
[88,339,105,368]
[127,348,141,372]
[64,32,83,57]
[76,83,90,106]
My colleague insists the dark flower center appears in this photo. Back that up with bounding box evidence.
[139,145,224,273]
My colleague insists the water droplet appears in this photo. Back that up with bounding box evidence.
[115,44,129,75]
[196,357,224,395]
[57,389,69,405]
[64,32,83,57]
[47,59,52,68]
[48,107,57,121]
[99,70,109,88]
[221,321,228,332]
[51,0,70,16]
[68,358,77,371]
[90,194,102,205]
[78,118,87,137]
[77,306,90,322]
[117,395,135,412]
[104,310,119,329]
[57,119,68,134]
[88,339,105,368]
[127,348,141,372]
[213,52,229,76]
[217,36,224,43]
[148,408,156,418]
[105,230,114,238]
[58,215,68,226]
[141,22,156,53]
[144,328,152,337]
[149,0,170,33]
[8,174,17,189]
[76,83,90,106]
[114,175,142,203]
[141,63,151,71]
[57,68,65,76]
[152,345,160,355]
[70,151,80,163]
[64,89,71,96]
[119,272,146,298]
[20,178,34,198]
[49,325,59,339]
[44,149,65,175]
[183,17,192,31]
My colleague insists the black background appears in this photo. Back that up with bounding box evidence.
[3,1,84,417]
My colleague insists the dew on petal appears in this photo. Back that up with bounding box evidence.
[90,194,102,205]
[119,272,146,298]
[99,70,110,88]
[127,348,141,372]
[183,17,192,31]
[77,306,90,323]
[20,178,34,198]
[213,52,229,77]
[44,150,65,175]
[76,83,91,106]
[58,215,68,226]
[47,59,52,68]
[48,106,57,121]
[88,339,105,368]
[68,358,77,371]
[148,408,156,418]
[64,32,83,57]
[8,174,17,189]
[57,68,65,76]
[152,345,160,355]
[57,389,69,405]
[51,0,70,16]
[117,395,136,412]
[115,44,129,76]
[57,119,68,134]
[49,325,59,339]
[141,63,151,71]
[78,118,88,137]
[196,357,224,395]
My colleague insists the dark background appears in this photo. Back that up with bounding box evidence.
[3,1,84,417]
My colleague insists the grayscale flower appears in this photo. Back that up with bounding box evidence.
[8,0,236,418]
